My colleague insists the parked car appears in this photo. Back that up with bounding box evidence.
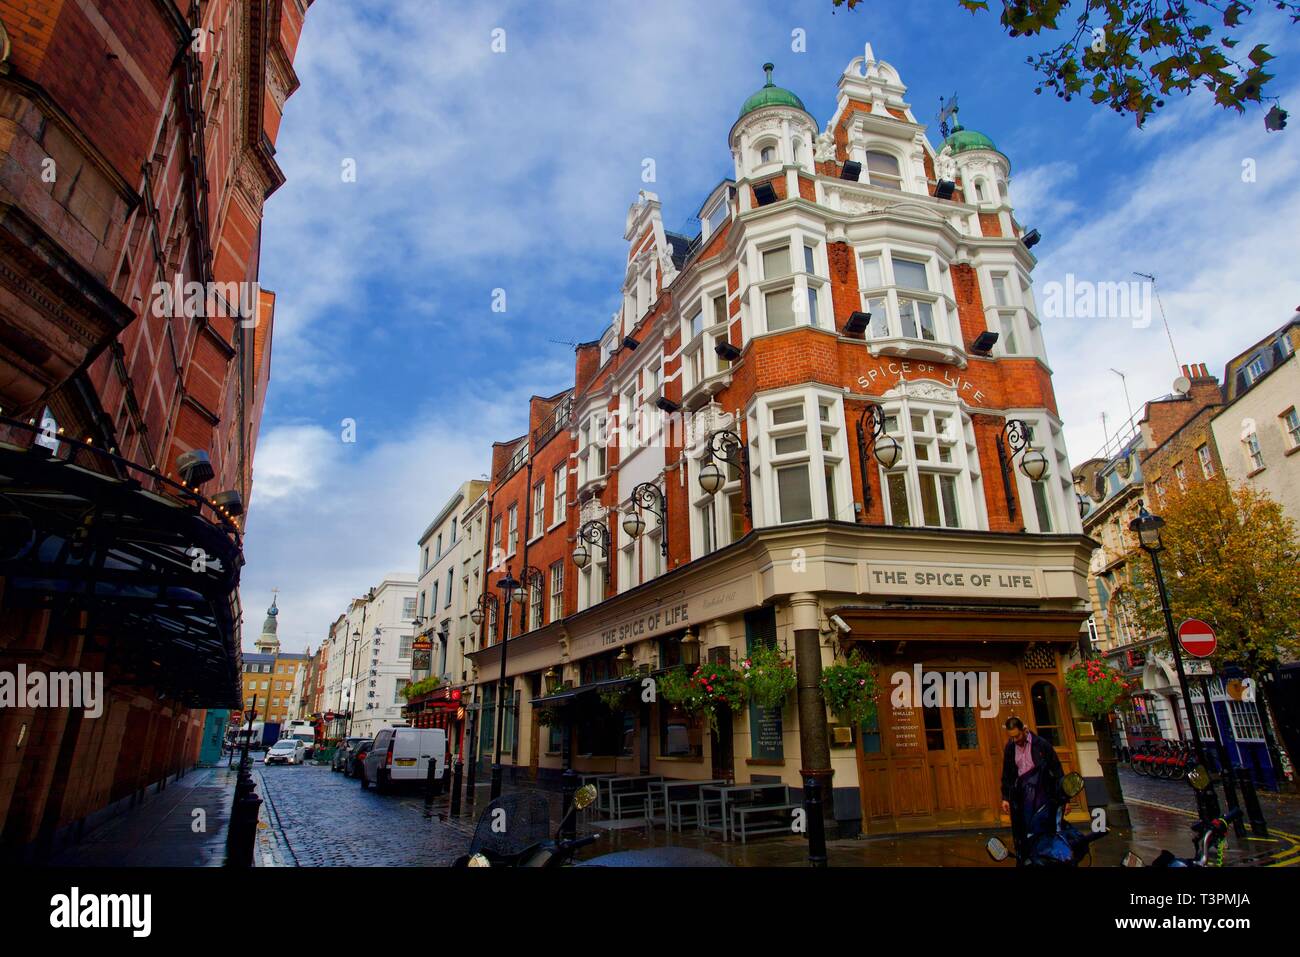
[332,737,367,773]
[360,727,446,793]
[343,739,373,778]
[264,738,306,765]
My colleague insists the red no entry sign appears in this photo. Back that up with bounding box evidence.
[1178,618,1217,658]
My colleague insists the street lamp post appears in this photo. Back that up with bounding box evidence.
[854,402,903,510]
[995,418,1050,523]
[516,564,543,633]
[572,519,611,584]
[1129,501,1221,823]
[698,429,750,518]
[467,593,499,803]
[622,482,667,557]
[489,567,520,800]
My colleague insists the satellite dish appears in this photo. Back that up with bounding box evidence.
[1172,375,1191,395]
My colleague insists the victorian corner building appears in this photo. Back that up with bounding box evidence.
[460,52,1099,837]
[0,1,308,858]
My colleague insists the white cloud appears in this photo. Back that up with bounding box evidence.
[1035,86,1300,465]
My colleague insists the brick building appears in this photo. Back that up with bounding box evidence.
[0,1,308,858]
[466,51,1097,836]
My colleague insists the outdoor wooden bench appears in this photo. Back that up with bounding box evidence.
[730,802,800,843]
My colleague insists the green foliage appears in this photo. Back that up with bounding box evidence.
[598,684,633,711]
[658,663,749,733]
[1115,481,1300,677]
[535,706,561,728]
[739,643,797,709]
[1064,658,1133,717]
[832,0,1297,127]
[819,651,879,726]
[399,676,442,700]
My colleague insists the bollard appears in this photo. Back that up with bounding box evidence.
[802,773,828,868]
[450,759,463,817]
[423,754,438,818]
[225,785,262,867]
[560,767,578,841]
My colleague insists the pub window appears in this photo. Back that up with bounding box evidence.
[1030,681,1061,746]
[923,705,944,750]
[659,702,703,758]
[952,703,979,749]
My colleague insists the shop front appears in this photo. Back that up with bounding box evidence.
[468,522,1094,837]
[403,686,468,761]
[834,608,1087,834]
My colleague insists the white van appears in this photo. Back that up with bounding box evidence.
[360,726,446,792]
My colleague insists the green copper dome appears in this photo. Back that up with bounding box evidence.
[944,122,998,155]
[739,63,806,118]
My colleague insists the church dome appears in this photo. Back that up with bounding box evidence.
[262,595,278,635]
[739,63,806,118]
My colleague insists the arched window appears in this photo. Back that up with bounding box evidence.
[759,144,777,165]
[973,179,987,203]
[791,137,803,168]
[1031,681,1061,746]
[864,150,902,190]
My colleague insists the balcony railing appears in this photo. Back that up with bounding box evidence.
[532,393,573,450]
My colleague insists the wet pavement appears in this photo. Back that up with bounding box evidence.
[45,757,1300,867]
[49,765,235,866]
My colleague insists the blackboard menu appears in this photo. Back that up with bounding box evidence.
[749,704,784,761]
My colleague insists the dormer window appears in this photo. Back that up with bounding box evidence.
[865,150,902,190]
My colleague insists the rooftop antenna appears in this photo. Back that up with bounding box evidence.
[937,93,959,139]
[547,337,578,348]
[1134,272,1182,379]
[1109,368,1134,423]
[1100,411,1110,452]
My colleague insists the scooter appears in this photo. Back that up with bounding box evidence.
[985,771,1107,867]
[453,783,732,868]
[453,783,603,868]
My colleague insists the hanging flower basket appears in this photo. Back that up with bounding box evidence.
[740,643,796,710]
[400,676,442,700]
[535,705,561,728]
[1064,659,1133,718]
[598,683,635,712]
[658,663,749,733]
[819,651,879,727]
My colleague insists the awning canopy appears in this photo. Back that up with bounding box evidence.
[0,419,244,708]
[529,674,636,707]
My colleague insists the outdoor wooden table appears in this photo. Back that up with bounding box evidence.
[652,778,727,829]
[698,782,791,841]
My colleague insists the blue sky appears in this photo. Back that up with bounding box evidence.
[243,0,1300,652]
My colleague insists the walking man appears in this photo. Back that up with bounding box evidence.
[999,716,1063,864]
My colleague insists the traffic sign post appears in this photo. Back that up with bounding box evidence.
[1178,618,1217,658]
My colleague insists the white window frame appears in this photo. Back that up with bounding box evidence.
[876,397,981,530]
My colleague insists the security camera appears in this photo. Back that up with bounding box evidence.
[829,614,851,635]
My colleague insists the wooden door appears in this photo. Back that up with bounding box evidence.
[711,708,734,782]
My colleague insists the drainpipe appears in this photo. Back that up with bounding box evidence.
[790,592,832,867]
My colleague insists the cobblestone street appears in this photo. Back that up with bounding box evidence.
[255,763,472,866]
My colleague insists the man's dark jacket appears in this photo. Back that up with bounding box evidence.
[1000,732,1064,803]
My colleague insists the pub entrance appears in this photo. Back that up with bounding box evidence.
[853,641,1078,835]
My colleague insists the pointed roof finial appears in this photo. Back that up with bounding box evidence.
[762,62,775,87]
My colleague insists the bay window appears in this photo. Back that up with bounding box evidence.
[877,399,981,530]
[747,390,848,527]
[856,248,957,359]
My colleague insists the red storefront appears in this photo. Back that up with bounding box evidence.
[404,687,467,759]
